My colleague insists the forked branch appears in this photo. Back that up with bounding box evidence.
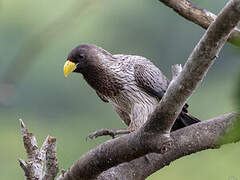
[98,113,239,180]
[19,119,59,180]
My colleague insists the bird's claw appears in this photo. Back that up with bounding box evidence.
[86,129,116,141]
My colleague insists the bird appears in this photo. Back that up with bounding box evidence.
[63,44,200,139]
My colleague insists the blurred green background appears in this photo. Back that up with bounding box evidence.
[0,0,240,179]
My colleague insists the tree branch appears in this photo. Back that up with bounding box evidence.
[143,0,240,135]
[97,113,239,180]
[158,0,240,47]
[19,119,59,180]
[19,119,43,179]
[57,1,240,179]
[42,137,59,180]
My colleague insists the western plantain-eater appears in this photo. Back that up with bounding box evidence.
[64,44,200,139]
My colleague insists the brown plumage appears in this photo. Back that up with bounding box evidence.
[65,44,200,133]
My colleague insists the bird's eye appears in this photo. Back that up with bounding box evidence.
[79,53,85,59]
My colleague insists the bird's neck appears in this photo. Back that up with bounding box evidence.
[82,64,123,97]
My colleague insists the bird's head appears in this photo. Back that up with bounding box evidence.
[63,44,112,77]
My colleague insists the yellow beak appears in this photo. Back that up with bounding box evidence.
[64,60,77,77]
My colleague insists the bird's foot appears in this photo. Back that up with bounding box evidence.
[86,129,131,141]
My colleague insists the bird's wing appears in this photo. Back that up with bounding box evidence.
[96,91,109,103]
[134,63,169,100]
[134,63,189,113]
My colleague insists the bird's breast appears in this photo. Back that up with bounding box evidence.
[109,82,159,114]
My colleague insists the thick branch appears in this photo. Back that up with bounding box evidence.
[98,113,239,180]
[143,0,240,134]
[158,0,240,47]
[58,1,240,179]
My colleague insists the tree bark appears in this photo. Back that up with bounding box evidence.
[158,0,240,47]
[19,119,59,180]
[97,113,239,180]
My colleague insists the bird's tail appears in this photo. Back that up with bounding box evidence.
[172,112,200,131]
